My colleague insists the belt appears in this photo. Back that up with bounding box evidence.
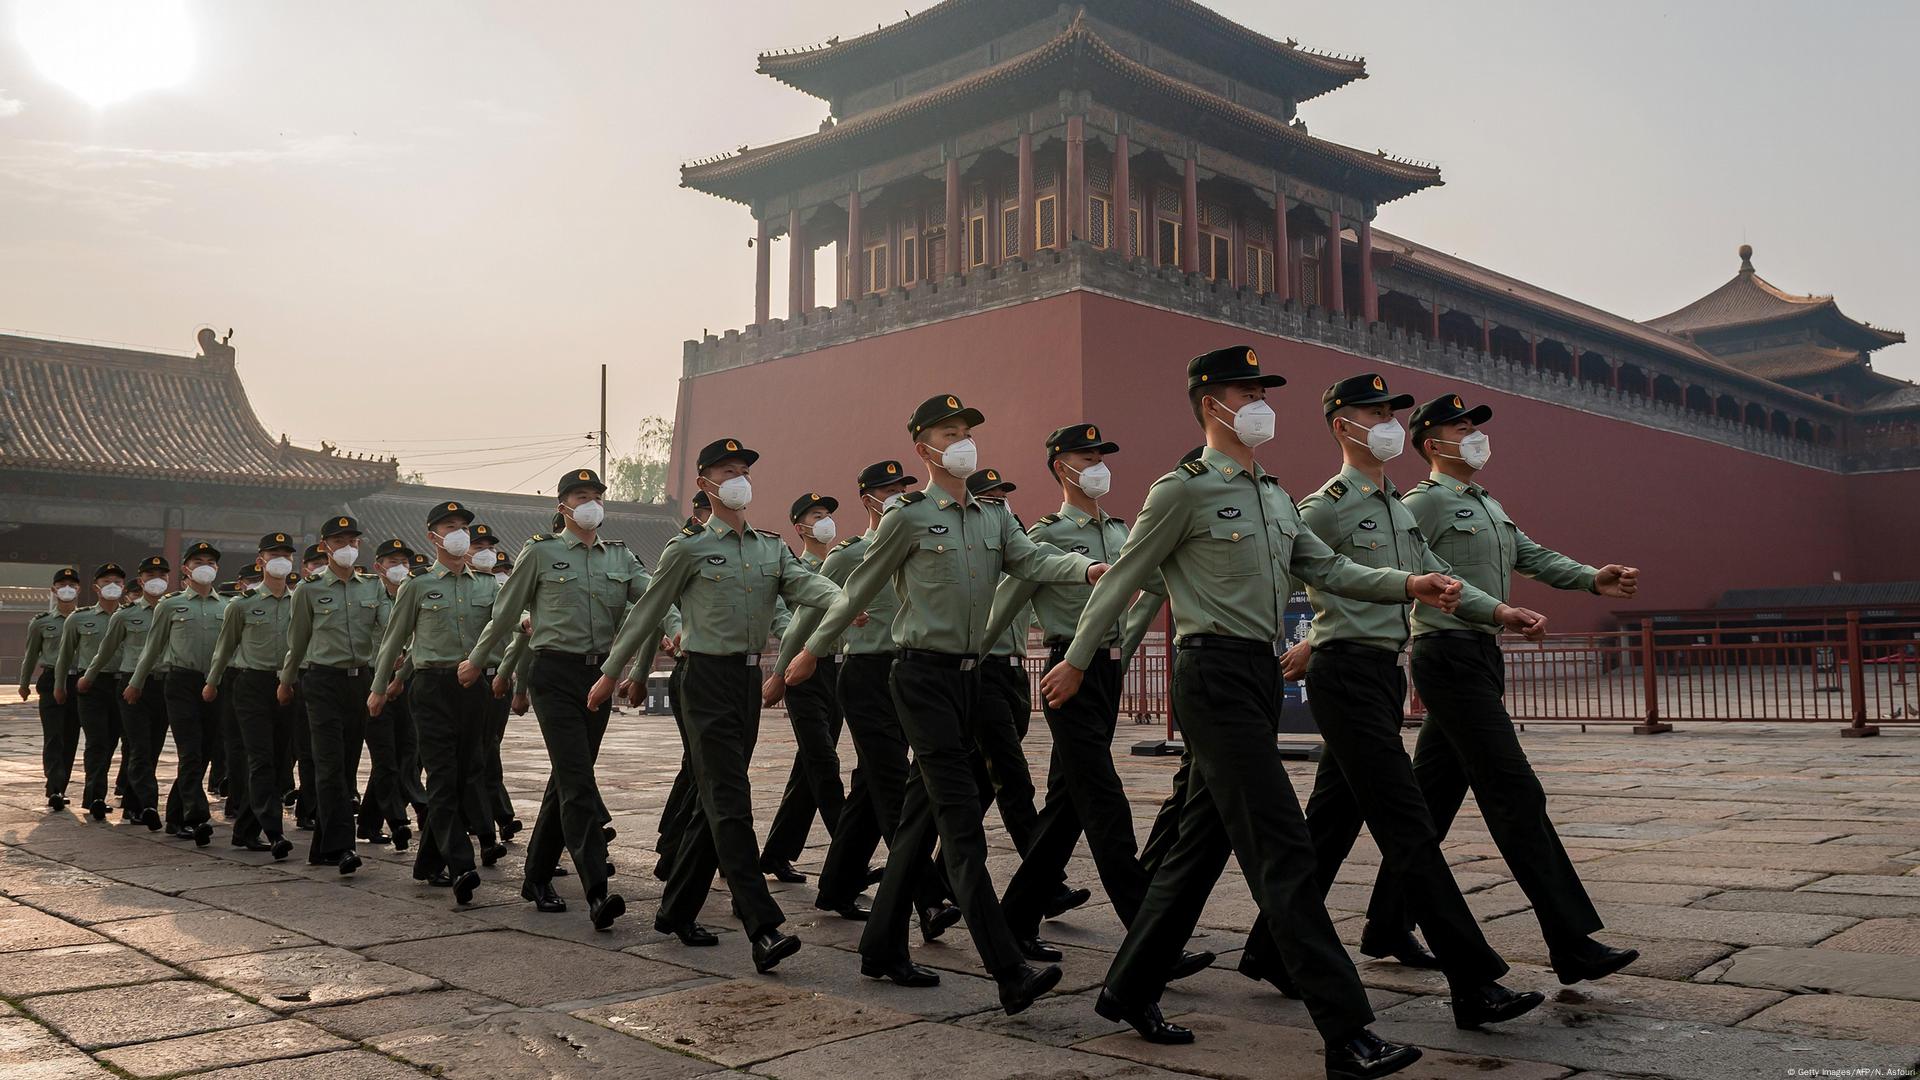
[414,662,461,671]
[1414,630,1496,644]
[1315,640,1402,660]
[538,649,608,667]
[1047,642,1118,662]
[842,651,894,660]
[307,664,369,677]
[684,651,762,666]
[899,649,980,670]
[1176,634,1283,655]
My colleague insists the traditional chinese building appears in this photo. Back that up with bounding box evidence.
[671,0,1918,631]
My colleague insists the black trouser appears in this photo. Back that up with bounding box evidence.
[217,671,239,816]
[300,666,368,862]
[861,655,1022,975]
[524,652,613,903]
[816,653,910,908]
[355,667,413,840]
[117,671,164,816]
[408,668,490,879]
[974,656,1039,848]
[387,678,427,814]
[229,669,293,841]
[659,653,785,936]
[655,662,696,871]
[162,670,214,830]
[761,656,845,867]
[1294,643,1507,985]
[38,672,81,798]
[291,682,316,822]
[1367,634,1601,953]
[1105,644,1373,1043]
[207,668,229,796]
[76,672,119,810]
[1002,650,1146,938]
[485,690,515,830]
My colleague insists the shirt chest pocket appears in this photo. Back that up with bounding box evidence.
[41,623,62,643]
[1349,523,1397,568]
[1267,518,1299,565]
[1435,516,1490,565]
[354,598,383,629]
[915,536,960,582]
[242,608,276,627]
[417,596,454,626]
[593,567,633,605]
[1198,521,1258,578]
[78,620,101,638]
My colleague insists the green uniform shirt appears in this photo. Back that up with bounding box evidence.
[988,597,1037,659]
[984,502,1167,654]
[83,597,161,679]
[777,531,902,669]
[805,479,1094,659]
[53,604,120,685]
[471,530,648,665]
[280,569,388,682]
[20,610,69,691]
[131,590,230,687]
[378,564,503,675]
[1065,448,1413,670]
[1405,471,1597,636]
[603,517,840,677]
[1296,463,1502,652]
[502,626,534,689]
[207,587,296,682]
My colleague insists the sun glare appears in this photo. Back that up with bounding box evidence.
[16,0,195,108]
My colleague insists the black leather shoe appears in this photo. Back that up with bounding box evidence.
[752,929,801,972]
[918,902,962,943]
[1018,938,1063,962]
[606,860,616,878]
[1094,989,1193,1044]
[282,789,298,807]
[391,825,410,852]
[823,900,870,921]
[88,800,108,821]
[864,865,885,886]
[337,850,362,876]
[295,815,315,831]
[1361,929,1442,970]
[1236,950,1299,997]
[193,822,213,847]
[1170,950,1215,981]
[360,831,391,846]
[236,837,272,852]
[1325,1030,1422,1079]
[590,892,626,930]
[763,860,807,884]
[652,857,673,882]
[1550,939,1640,985]
[602,824,617,843]
[46,794,65,810]
[654,919,720,946]
[427,869,454,887]
[310,851,341,867]
[522,881,567,913]
[860,957,940,987]
[270,838,293,861]
[453,870,481,906]
[502,818,522,841]
[480,843,508,867]
[140,808,162,831]
[551,864,569,877]
[1042,887,1091,919]
[1451,982,1545,1030]
[996,963,1061,1016]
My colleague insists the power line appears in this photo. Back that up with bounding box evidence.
[507,447,597,493]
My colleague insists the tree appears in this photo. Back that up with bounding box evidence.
[608,417,672,504]
[397,469,428,485]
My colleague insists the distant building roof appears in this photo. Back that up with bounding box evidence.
[0,332,396,491]
[1644,245,1904,352]
[1719,581,1920,610]
[344,483,684,565]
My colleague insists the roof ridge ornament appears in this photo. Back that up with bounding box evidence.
[1739,243,1755,274]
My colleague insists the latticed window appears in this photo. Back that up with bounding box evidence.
[1157,218,1180,267]
[926,201,946,228]
[1245,218,1270,246]
[901,233,919,286]
[1036,167,1056,193]
[927,234,946,276]
[1202,233,1231,282]
[1202,200,1230,227]
[1001,205,1020,259]
[1035,194,1057,248]
[968,215,988,267]
[1128,207,1142,258]
[1088,194,1111,249]
[863,243,889,293]
[1154,188,1182,214]
[1300,243,1321,306]
[863,217,886,245]
[1246,245,1274,293]
[1088,161,1111,194]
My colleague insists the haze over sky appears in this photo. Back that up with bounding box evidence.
[1,1,1914,493]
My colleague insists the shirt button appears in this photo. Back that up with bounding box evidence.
[936,545,945,553]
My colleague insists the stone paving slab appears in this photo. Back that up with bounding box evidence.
[93,908,317,963]
[1816,917,1920,955]
[369,930,697,1007]
[374,1010,726,1079]
[1080,1011,1574,1079]
[180,880,474,949]
[1802,874,1920,897]
[751,1020,1196,1080]
[24,979,274,1050]
[1737,992,1920,1042]
[300,988,510,1041]
[1353,960,1784,1027]
[94,1018,352,1078]
[0,1015,115,1078]
[0,942,177,996]
[1693,888,1920,919]
[10,882,208,925]
[186,944,443,1010]
[101,860,300,894]
[1574,860,1827,890]
[628,935,1008,1020]
[0,902,106,954]
[1712,945,1920,1000]
[186,1048,432,1079]
[577,978,917,1066]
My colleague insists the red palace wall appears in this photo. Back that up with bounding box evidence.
[672,292,1893,632]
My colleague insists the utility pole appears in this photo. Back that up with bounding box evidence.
[598,364,608,480]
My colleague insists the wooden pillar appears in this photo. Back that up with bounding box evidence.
[787,208,804,319]
[1113,133,1132,259]
[1272,196,1290,301]
[1610,359,1621,391]
[1065,116,1086,246]
[1017,131,1035,260]
[753,217,770,325]
[1180,156,1200,273]
[1324,210,1344,314]
[162,523,183,589]
[1480,315,1492,354]
[834,238,846,303]
[1429,300,1441,341]
[944,157,962,277]
[846,189,862,299]
[1357,215,1377,322]
[801,247,815,310]
[1526,332,1538,370]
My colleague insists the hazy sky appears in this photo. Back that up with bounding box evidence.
[1,1,1913,493]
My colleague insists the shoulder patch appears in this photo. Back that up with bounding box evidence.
[679,525,699,536]
[1109,515,1126,526]
[754,528,782,539]
[605,538,627,546]
[832,538,858,551]
[1391,490,1404,501]
[1414,478,1437,491]
[1035,513,1062,526]
[1179,461,1208,477]
[898,491,927,506]
[1326,480,1348,501]
[528,533,552,543]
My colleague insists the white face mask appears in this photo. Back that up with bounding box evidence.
[98,582,124,601]
[438,530,470,557]
[141,577,167,596]
[1450,430,1492,470]
[712,475,753,511]
[808,516,837,545]
[568,500,606,529]
[494,571,510,586]
[1213,397,1276,448]
[1341,418,1406,462]
[54,585,79,602]
[1066,461,1112,499]
[383,564,410,585]
[264,557,294,579]
[189,564,219,586]
[327,544,357,566]
[933,437,978,478]
[470,548,498,571]
[871,492,907,515]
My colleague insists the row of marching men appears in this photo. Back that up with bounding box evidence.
[16,511,534,901]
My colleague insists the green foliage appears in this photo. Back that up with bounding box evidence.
[608,417,672,504]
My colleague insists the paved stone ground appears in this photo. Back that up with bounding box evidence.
[2,698,1918,1079]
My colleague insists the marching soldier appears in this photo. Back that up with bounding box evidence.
[756,491,848,883]
[1356,393,1641,985]
[281,518,372,873]
[129,541,226,844]
[409,551,432,577]
[53,563,127,823]
[588,437,838,969]
[371,501,500,906]
[464,468,643,928]
[206,533,301,860]
[373,539,428,829]
[785,394,1097,1015]
[1041,346,1443,1073]
[19,568,83,809]
[652,490,708,881]
[80,556,171,829]
[1275,371,1545,1029]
